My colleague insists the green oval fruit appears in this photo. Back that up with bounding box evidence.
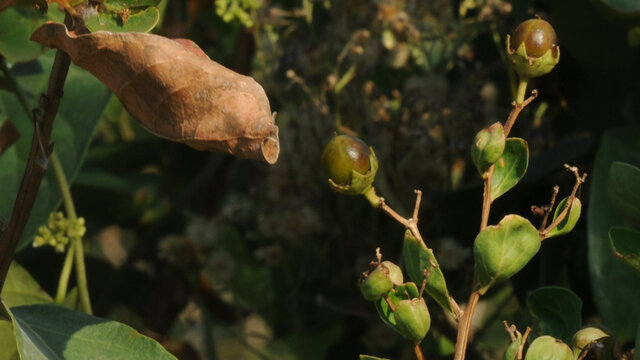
[524,335,573,360]
[571,326,614,360]
[321,135,371,186]
[510,18,558,58]
[360,265,393,301]
[394,298,431,344]
[381,261,403,285]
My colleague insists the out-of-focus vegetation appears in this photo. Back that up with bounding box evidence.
[2,0,640,359]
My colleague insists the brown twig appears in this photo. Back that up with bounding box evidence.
[454,89,538,360]
[516,327,532,360]
[503,90,538,136]
[538,185,559,231]
[414,345,425,360]
[0,0,16,13]
[0,14,73,293]
[540,164,587,240]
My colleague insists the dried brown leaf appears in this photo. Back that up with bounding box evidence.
[31,23,279,164]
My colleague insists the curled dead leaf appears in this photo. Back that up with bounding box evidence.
[31,23,279,164]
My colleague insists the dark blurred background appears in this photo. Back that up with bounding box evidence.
[16,0,640,358]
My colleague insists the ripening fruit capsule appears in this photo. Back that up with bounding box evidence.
[510,19,558,58]
[394,298,431,344]
[507,18,560,79]
[322,135,371,185]
[321,134,379,197]
[360,264,394,301]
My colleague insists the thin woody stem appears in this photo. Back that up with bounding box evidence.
[516,327,532,360]
[539,186,559,231]
[540,164,587,240]
[0,13,73,293]
[373,187,462,318]
[454,88,538,360]
[414,345,425,360]
[504,90,538,136]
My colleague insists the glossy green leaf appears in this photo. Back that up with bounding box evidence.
[85,6,160,33]
[471,122,506,174]
[609,227,640,274]
[100,0,161,11]
[402,230,455,317]
[547,197,582,238]
[527,287,582,343]
[571,327,614,360]
[6,304,176,359]
[1,262,52,307]
[491,138,529,201]
[524,335,573,360]
[474,215,540,294]
[596,0,640,13]
[587,128,640,342]
[609,161,640,229]
[0,52,111,250]
[0,6,63,62]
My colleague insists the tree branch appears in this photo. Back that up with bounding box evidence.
[0,14,73,293]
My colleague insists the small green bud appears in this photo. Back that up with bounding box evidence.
[507,18,560,79]
[471,122,506,174]
[524,335,573,360]
[360,264,393,301]
[571,326,614,360]
[394,298,431,344]
[381,261,403,285]
[321,134,378,196]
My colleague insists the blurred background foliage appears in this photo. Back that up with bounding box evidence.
[4,0,640,359]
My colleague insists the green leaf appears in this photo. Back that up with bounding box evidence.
[474,215,540,294]
[100,0,161,11]
[374,286,409,329]
[587,128,640,342]
[596,0,640,13]
[526,286,582,343]
[609,227,640,274]
[491,138,529,201]
[546,197,582,238]
[524,335,573,360]
[5,304,176,360]
[0,262,52,307]
[471,122,506,174]
[85,6,160,33]
[0,52,111,250]
[402,230,456,318]
[0,6,63,62]
[609,161,640,229]
[0,318,19,360]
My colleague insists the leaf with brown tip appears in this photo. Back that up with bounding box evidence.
[31,23,279,164]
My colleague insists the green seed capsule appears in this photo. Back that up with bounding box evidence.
[360,264,393,301]
[321,135,371,186]
[507,18,560,79]
[321,134,379,197]
[394,298,431,344]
